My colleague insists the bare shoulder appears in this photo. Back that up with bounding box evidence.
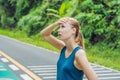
[75,49,86,59]
[75,49,90,69]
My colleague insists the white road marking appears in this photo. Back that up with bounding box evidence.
[98,76,120,80]
[0,68,7,71]
[43,76,56,79]
[0,65,3,67]
[84,76,120,80]
[27,65,56,68]
[8,64,19,71]
[95,70,113,74]
[1,58,9,62]
[95,70,112,73]
[20,74,33,80]
[91,63,120,73]
[0,65,7,71]
[28,65,57,79]
[38,73,56,76]
[30,67,56,70]
[97,73,120,76]
[93,67,105,70]
[0,78,13,80]
[34,70,56,73]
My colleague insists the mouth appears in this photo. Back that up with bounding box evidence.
[58,33,61,37]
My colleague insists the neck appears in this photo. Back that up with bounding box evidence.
[64,39,78,53]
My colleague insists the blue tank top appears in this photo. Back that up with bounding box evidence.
[57,46,84,80]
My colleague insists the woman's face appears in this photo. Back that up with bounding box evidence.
[58,22,75,41]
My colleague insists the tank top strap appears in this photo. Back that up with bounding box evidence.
[60,46,66,57]
[71,46,81,58]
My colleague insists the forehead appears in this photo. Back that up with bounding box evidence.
[60,22,72,27]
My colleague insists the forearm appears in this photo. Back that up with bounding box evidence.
[40,22,58,36]
[85,68,98,80]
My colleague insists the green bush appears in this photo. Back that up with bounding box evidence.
[74,0,120,49]
[0,0,120,49]
[17,1,49,36]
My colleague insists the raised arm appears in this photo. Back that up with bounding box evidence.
[40,21,65,50]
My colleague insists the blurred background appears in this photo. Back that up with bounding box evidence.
[0,0,120,71]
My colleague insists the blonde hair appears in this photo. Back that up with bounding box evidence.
[66,17,85,49]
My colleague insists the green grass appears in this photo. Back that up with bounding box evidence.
[86,45,120,71]
[0,29,120,71]
[0,29,59,52]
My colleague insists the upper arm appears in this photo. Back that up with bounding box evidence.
[43,35,65,50]
[75,50,98,80]
[75,50,91,72]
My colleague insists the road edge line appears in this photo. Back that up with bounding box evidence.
[0,50,42,80]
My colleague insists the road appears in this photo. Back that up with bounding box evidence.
[0,35,120,80]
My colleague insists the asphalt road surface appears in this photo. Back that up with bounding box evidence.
[0,35,120,80]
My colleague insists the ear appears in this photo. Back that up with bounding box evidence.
[72,27,76,34]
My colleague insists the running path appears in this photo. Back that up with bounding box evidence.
[27,65,56,80]
[0,63,33,80]
[0,35,120,80]
[27,64,120,80]
[0,53,35,80]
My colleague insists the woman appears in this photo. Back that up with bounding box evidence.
[40,17,98,80]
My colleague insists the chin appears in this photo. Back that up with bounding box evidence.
[59,38,64,41]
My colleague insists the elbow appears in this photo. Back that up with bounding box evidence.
[40,31,44,37]
[40,31,50,37]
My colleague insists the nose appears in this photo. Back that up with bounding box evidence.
[58,27,61,32]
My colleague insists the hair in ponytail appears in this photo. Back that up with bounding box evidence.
[67,17,85,49]
[76,31,85,49]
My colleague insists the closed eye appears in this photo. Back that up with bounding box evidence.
[61,25,65,28]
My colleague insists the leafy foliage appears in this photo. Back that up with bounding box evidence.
[17,1,49,36]
[74,0,120,49]
[0,0,120,48]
